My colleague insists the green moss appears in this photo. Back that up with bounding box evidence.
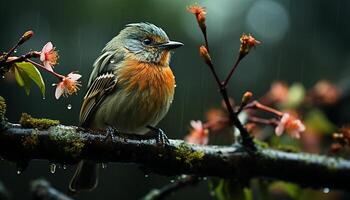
[22,129,39,148]
[48,125,85,157]
[19,113,59,130]
[0,96,6,121]
[275,144,300,153]
[254,139,269,148]
[175,142,204,166]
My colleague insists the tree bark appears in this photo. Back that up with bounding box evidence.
[0,122,349,190]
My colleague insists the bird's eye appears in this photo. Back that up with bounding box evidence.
[143,38,153,45]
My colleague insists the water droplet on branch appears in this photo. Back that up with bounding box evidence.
[50,164,56,174]
[323,187,330,194]
[16,170,21,175]
[102,163,107,169]
[67,104,72,110]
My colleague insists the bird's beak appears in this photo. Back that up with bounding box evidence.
[159,41,184,50]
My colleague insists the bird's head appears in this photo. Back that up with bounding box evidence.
[106,22,183,66]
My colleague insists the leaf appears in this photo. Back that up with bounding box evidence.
[16,62,45,97]
[13,65,31,95]
[13,66,25,86]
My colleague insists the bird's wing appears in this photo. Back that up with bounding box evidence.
[79,51,123,127]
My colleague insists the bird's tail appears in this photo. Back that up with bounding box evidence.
[69,160,99,193]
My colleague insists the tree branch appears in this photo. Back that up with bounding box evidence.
[0,122,350,190]
[31,179,74,200]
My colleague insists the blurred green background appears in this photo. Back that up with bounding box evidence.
[0,0,350,199]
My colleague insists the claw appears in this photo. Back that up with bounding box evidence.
[146,125,170,146]
[104,126,119,142]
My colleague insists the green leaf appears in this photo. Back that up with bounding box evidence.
[16,62,45,97]
[13,66,25,86]
[13,65,31,95]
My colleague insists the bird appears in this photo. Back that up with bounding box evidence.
[68,22,183,193]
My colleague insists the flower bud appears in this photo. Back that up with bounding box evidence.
[199,45,211,65]
[187,5,207,34]
[239,34,260,57]
[241,91,253,106]
[19,30,34,45]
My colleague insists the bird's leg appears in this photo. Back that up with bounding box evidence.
[146,125,170,146]
[104,124,120,142]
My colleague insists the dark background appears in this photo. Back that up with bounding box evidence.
[1,0,350,199]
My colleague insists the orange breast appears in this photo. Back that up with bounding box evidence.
[116,59,175,115]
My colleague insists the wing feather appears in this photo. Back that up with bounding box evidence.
[79,73,117,127]
[80,49,124,127]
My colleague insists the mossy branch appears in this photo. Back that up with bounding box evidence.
[0,121,350,190]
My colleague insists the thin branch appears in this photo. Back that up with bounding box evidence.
[245,101,283,117]
[26,59,64,80]
[31,179,74,200]
[4,51,41,66]
[222,54,243,88]
[0,30,34,66]
[0,181,11,200]
[142,175,199,200]
[248,117,279,126]
[0,122,350,190]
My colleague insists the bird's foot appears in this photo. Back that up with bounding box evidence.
[147,125,170,146]
[104,125,119,142]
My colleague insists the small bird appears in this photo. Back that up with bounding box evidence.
[69,22,183,192]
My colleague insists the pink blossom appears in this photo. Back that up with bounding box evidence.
[275,113,306,139]
[55,72,81,99]
[185,120,209,145]
[40,42,59,71]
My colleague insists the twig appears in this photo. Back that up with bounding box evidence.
[222,54,243,88]
[248,117,279,126]
[142,175,199,200]
[245,101,283,117]
[0,30,34,66]
[31,179,74,200]
[0,181,11,200]
[26,59,63,80]
[4,51,40,66]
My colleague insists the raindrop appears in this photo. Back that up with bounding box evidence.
[2,76,4,79]
[51,83,56,87]
[202,177,207,180]
[50,164,56,174]
[102,163,107,169]
[144,174,149,178]
[170,179,175,183]
[67,104,72,110]
[62,165,67,170]
[210,191,215,197]
[14,49,17,53]
[110,59,115,64]
[323,187,330,194]
[42,97,45,100]
[181,174,187,179]
[174,84,177,88]
[16,170,21,175]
